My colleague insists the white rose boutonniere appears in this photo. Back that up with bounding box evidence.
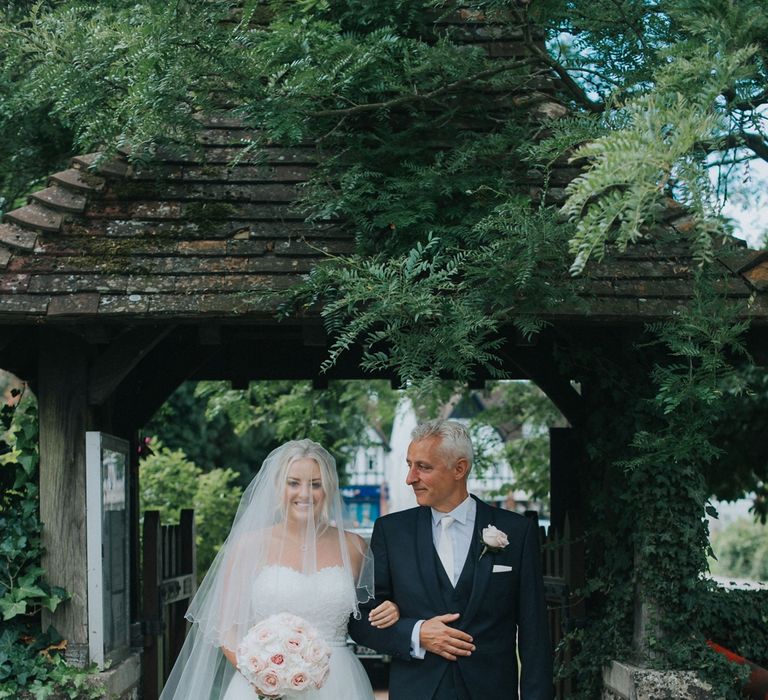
[479,525,509,560]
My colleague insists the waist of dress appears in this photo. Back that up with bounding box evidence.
[328,639,349,648]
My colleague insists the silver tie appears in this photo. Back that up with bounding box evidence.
[437,515,455,586]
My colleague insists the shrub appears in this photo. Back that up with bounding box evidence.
[139,441,242,581]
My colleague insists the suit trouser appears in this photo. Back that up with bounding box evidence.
[430,664,471,700]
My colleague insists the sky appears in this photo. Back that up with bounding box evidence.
[719,158,768,250]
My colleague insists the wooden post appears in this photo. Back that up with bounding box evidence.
[142,511,162,700]
[168,509,195,670]
[38,329,93,665]
[549,427,583,534]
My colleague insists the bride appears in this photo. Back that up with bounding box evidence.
[160,440,398,700]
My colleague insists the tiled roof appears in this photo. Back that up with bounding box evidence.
[0,117,351,320]
[568,228,768,323]
[1,10,766,325]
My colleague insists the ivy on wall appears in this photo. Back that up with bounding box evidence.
[0,390,101,700]
[557,273,760,698]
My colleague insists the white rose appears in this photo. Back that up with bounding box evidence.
[482,525,509,549]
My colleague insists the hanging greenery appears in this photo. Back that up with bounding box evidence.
[554,272,759,697]
[0,390,102,699]
[1,0,767,697]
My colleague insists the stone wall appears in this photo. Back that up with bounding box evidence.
[19,652,141,700]
[603,660,713,700]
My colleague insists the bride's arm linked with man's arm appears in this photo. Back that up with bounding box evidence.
[347,516,436,660]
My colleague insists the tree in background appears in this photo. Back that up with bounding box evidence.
[471,381,565,510]
[143,382,273,488]
[139,442,242,580]
[710,518,768,582]
[3,0,768,693]
[141,378,400,578]
[145,379,399,485]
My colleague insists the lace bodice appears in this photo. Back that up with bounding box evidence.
[250,566,356,645]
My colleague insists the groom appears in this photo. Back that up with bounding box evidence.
[349,419,553,700]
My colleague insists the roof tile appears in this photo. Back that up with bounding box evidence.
[0,274,29,293]
[47,293,100,315]
[718,249,766,274]
[743,259,768,291]
[98,294,150,314]
[49,169,106,193]
[0,294,49,315]
[4,203,63,232]
[0,13,765,325]
[30,186,87,213]
[0,224,39,251]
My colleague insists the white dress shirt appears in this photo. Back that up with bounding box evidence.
[410,496,477,658]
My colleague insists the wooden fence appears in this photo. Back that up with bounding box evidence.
[527,510,587,700]
[141,509,196,700]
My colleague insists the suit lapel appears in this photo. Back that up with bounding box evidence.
[460,496,495,630]
[415,506,448,609]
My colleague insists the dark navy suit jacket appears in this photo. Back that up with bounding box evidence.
[349,496,553,700]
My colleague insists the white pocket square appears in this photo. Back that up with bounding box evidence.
[492,564,512,573]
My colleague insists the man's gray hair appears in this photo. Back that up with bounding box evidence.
[411,419,473,469]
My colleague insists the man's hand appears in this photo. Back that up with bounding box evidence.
[419,613,475,660]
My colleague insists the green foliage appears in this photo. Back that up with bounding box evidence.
[555,274,754,698]
[708,366,768,521]
[290,205,573,386]
[145,380,398,487]
[710,518,768,582]
[470,381,564,507]
[0,4,74,214]
[143,381,274,485]
[701,588,768,668]
[621,279,750,692]
[0,391,100,699]
[562,93,723,273]
[194,379,398,480]
[139,443,242,579]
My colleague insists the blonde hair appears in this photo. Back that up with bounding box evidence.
[272,439,338,524]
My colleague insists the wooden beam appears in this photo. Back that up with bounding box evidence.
[88,326,174,406]
[0,326,19,353]
[302,323,327,348]
[198,325,222,346]
[116,341,220,428]
[38,329,93,664]
[504,345,585,427]
[549,427,584,533]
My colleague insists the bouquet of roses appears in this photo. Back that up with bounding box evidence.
[235,612,332,699]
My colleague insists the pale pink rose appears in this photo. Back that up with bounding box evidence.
[314,664,330,687]
[256,627,274,643]
[248,656,266,673]
[291,672,309,690]
[306,641,329,664]
[287,635,305,650]
[269,653,284,666]
[482,525,509,549]
[255,670,280,693]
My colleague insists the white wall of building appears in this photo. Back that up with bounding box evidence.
[385,398,418,513]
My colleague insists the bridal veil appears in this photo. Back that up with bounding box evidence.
[159,439,374,700]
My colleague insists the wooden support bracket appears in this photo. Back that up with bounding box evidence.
[89,326,175,406]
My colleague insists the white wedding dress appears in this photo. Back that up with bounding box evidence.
[222,565,375,700]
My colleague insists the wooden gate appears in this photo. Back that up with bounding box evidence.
[527,510,586,700]
[141,509,197,700]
